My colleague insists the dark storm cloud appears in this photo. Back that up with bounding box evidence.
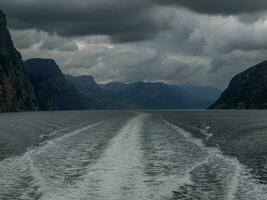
[1,0,170,42]
[4,0,267,89]
[2,0,267,42]
[2,0,267,46]
[157,0,267,15]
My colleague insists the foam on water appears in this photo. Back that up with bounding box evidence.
[46,120,104,145]
[141,117,214,199]
[0,121,104,200]
[78,114,151,200]
[161,116,267,200]
[48,122,89,137]
[36,114,152,200]
[199,126,214,139]
[21,153,48,199]
[161,116,204,147]
[1,112,267,200]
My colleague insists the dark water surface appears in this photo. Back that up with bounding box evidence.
[0,110,267,199]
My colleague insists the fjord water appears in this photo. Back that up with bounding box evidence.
[0,111,267,199]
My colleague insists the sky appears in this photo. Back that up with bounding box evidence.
[2,0,267,89]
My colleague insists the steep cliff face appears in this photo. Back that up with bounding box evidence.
[210,61,267,109]
[65,75,99,92]
[0,10,38,112]
[24,58,83,111]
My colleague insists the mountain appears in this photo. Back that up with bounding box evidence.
[180,85,221,101]
[65,74,111,109]
[115,82,193,109]
[65,75,99,92]
[115,82,220,109]
[0,10,221,112]
[99,82,128,92]
[180,85,221,108]
[210,61,267,109]
[0,10,38,112]
[66,74,219,109]
[24,59,83,110]
[100,82,221,107]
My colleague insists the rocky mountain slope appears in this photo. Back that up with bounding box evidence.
[65,74,100,92]
[114,82,194,109]
[0,10,38,112]
[24,59,83,110]
[210,61,267,109]
[67,74,221,109]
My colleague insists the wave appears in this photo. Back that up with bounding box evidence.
[161,116,267,200]
[1,113,267,200]
[69,114,151,200]
[0,120,104,200]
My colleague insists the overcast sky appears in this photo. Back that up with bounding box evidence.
[2,0,267,88]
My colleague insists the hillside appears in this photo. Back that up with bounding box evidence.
[24,59,83,110]
[67,75,220,109]
[0,10,38,112]
[210,61,267,109]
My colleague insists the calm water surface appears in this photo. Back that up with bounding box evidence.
[0,110,267,200]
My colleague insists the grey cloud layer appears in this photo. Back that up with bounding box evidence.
[3,0,267,42]
[2,0,168,42]
[11,30,78,51]
[157,0,267,14]
[3,0,267,88]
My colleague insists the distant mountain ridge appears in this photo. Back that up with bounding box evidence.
[66,74,221,109]
[210,61,267,109]
[99,82,128,92]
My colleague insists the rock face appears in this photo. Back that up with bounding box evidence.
[24,58,83,110]
[65,74,110,109]
[66,75,220,109]
[0,10,38,112]
[65,75,99,92]
[210,61,267,109]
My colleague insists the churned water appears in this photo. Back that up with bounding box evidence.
[0,110,267,199]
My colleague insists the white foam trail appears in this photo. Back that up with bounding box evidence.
[220,154,267,200]
[138,116,210,199]
[161,116,204,147]
[82,114,151,200]
[21,153,49,199]
[150,154,213,199]
[37,114,151,200]
[0,121,104,200]
[36,120,105,199]
[2,114,267,200]
[175,121,214,140]
[225,157,241,200]
[161,116,267,200]
[49,122,89,137]
[199,127,214,140]
[45,120,104,146]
